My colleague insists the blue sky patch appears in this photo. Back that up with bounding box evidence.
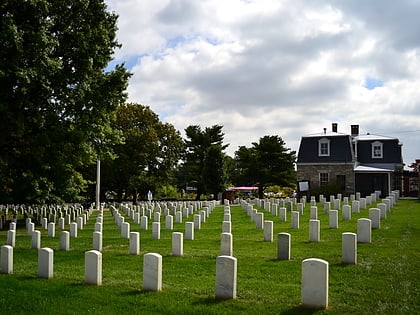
[364,77,384,90]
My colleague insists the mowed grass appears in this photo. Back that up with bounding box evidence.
[0,198,419,314]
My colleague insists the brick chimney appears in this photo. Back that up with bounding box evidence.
[332,123,338,133]
[351,125,359,136]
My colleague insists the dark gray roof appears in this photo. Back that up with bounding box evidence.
[297,134,354,163]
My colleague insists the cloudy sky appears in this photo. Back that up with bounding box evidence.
[105,0,419,166]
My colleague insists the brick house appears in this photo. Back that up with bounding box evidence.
[296,123,404,198]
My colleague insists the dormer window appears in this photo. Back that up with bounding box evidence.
[372,141,383,159]
[318,138,330,157]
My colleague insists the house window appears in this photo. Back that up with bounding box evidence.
[372,141,383,159]
[319,172,329,186]
[318,138,330,157]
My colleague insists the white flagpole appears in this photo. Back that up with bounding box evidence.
[96,159,101,210]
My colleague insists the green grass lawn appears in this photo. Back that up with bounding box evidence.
[0,198,419,314]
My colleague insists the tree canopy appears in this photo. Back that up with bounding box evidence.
[179,125,228,200]
[100,103,184,202]
[234,135,296,198]
[0,0,130,203]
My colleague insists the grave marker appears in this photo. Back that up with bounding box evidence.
[291,211,299,229]
[59,231,70,251]
[221,232,233,256]
[38,247,54,279]
[7,230,15,247]
[129,232,140,255]
[32,230,41,249]
[93,231,102,252]
[222,221,231,233]
[215,255,237,300]
[342,232,357,264]
[277,233,291,260]
[152,222,160,240]
[185,222,194,240]
[1,245,13,274]
[302,258,329,309]
[357,218,372,243]
[48,222,55,237]
[342,205,351,220]
[172,232,183,256]
[85,250,102,285]
[264,221,273,242]
[143,253,162,291]
[329,210,338,229]
[369,208,381,229]
[309,220,320,242]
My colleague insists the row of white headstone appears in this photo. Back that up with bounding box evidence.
[0,192,399,309]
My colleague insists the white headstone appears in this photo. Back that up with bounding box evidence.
[342,205,351,220]
[377,203,387,219]
[369,208,381,229]
[279,207,287,222]
[342,232,357,264]
[1,245,13,274]
[77,216,84,230]
[357,218,371,243]
[194,214,201,230]
[143,253,162,291]
[277,233,291,260]
[175,211,182,223]
[48,222,55,238]
[70,222,77,238]
[172,232,183,257]
[310,206,318,220]
[9,222,16,231]
[93,231,102,252]
[324,202,331,214]
[28,222,35,236]
[59,231,70,251]
[185,222,194,240]
[32,230,41,249]
[291,211,299,229]
[129,232,140,255]
[301,258,329,309]
[152,222,160,240]
[222,221,231,234]
[221,233,233,256]
[7,230,15,247]
[309,220,320,242]
[297,203,304,215]
[38,247,53,279]
[58,217,65,230]
[263,221,273,242]
[85,250,102,285]
[329,210,338,229]
[121,222,130,238]
[140,215,148,230]
[215,255,237,300]
[165,215,174,230]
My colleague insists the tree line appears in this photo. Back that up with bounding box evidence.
[0,0,296,204]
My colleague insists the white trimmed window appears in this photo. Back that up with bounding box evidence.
[372,141,383,159]
[318,138,330,156]
[319,172,329,186]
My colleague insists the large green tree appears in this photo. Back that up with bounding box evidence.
[0,0,130,203]
[180,125,228,200]
[100,103,184,202]
[234,135,296,198]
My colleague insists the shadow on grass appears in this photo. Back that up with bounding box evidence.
[192,297,322,314]
[279,305,324,314]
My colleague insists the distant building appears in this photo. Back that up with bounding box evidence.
[296,123,404,198]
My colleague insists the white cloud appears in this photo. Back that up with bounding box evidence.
[106,0,420,165]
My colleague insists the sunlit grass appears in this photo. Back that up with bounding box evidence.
[0,198,419,314]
